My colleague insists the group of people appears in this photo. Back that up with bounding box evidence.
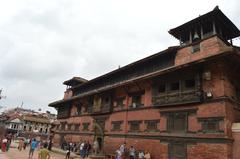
[115,143,151,159]
[0,136,11,152]
[64,140,92,159]
[1,134,51,159]
[25,138,51,159]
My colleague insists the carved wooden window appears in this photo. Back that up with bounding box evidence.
[93,95,102,112]
[168,112,187,133]
[170,82,180,91]
[87,97,94,113]
[57,106,70,119]
[74,124,80,131]
[236,88,240,101]
[199,117,223,133]
[101,95,112,112]
[114,97,125,108]
[67,124,72,131]
[145,120,159,132]
[82,123,90,131]
[132,95,141,107]
[70,124,75,131]
[152,73,201,106]
[130,91,144,108]
[111,121,123,131]
[184,79,195,89]
[129,121,142,132]
[158,84,166,93]
[61,122,66,131]
[76,103,82,115]
[192,43,200,53]
[169,142,187,159]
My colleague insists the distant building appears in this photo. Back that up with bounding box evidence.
[0,107,56,139]
[49,7,240,159]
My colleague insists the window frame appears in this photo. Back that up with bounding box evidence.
[167,112,188,133]
[128,120,142,132]
[129,91,145,108]
[82,122,90,131]
[144,120,160,132]
[198,117,224,133]
[111,121,123,131]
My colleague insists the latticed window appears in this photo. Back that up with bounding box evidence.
[129,121,142,132]
[74,124,80,131]
[185,79,195,89]
[236,88,240,101]
[170,82,180,91]
[167,112,187,133]
[57,106,70,119]
[111,121,123,131]
[199,117,223,133]
[192,43,200,53]
[61,123,66,131]
[115,97,125,107]
[145,120,160,132]
[82,123,90,131]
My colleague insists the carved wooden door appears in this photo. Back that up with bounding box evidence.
[169,143,186,159]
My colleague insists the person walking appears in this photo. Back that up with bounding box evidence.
[6,139,10,152]
[115,149,122,159]
[138,150,144,159]
[38,143,51,159]
[65,144,71,159]
[129,146,136,159]
[85,141,91,157]
[79,141,85,158]
[1,137,7,152]
[144,151,151,159]
[29,138,38,159]
[18,139,24,151]
[93,140,99,154]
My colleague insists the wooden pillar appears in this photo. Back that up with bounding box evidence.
[189,31,192,43]
[219,27,222,36]
[200,25,204,39]
[213,20,216,34]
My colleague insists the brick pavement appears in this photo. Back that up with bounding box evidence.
[4,147,67,159]
[0,150,10,159]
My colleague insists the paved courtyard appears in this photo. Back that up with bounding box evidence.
[1,147,67,159]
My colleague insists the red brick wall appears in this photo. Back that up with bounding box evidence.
[233,132,240,159]
[64,89,73,99]
[104,137,168,159]
[188,143,231,159]
[175,36,230,66]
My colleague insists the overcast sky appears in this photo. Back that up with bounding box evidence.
[0,0,239,114]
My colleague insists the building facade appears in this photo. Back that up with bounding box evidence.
[0,107,55,139]
[49,7,240,159]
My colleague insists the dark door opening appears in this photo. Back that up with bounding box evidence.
[97,137,102,151]
[169,142,186,159]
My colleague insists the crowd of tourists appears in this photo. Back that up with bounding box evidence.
[61,140,92,159]
[0,134,51,159]
[115,143,151,159]
[0,135,11,152]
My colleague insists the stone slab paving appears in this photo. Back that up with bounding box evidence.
[0,150,10,159]
[4,147,67,159]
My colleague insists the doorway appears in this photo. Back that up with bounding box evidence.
[169,142,187,159]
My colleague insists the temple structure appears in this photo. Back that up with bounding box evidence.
[49,7,240,159]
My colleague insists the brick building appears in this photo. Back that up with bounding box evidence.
[49,7,240,159]
[0,107,56,140]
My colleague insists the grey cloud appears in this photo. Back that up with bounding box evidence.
[0,0,239,114]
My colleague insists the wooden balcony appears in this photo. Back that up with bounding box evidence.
[152,89,203,106]
[88,104,112,114]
